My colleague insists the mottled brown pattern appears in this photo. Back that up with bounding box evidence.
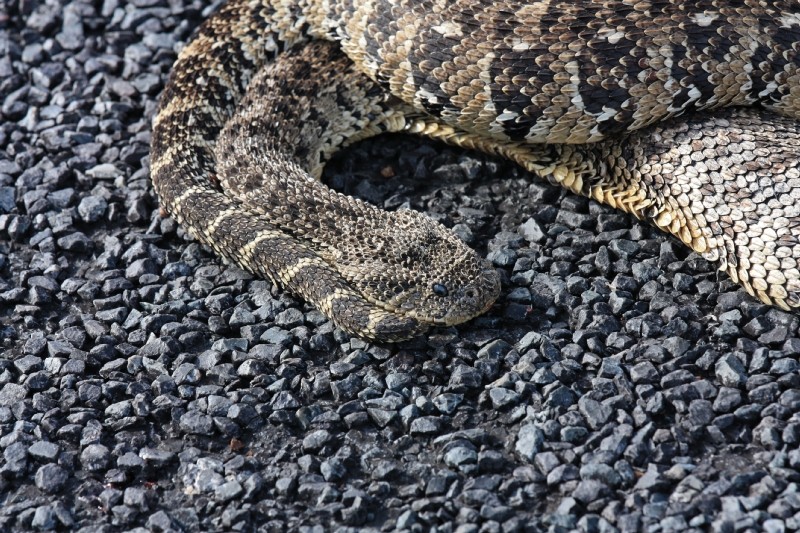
[151,0,800,341]
[329,0,800,142]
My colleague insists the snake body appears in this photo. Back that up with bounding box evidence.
[151,0,800,341]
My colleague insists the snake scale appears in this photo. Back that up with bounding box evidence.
[151,0,800,341]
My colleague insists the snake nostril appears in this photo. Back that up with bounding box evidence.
[432,283,449,297]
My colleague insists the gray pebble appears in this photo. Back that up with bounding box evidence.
[81,443,110,471]
[28,440,59,461]
[139,448,175,467]
[146,511,177,531]
[432,393,463,414]
[86,163,119,179]
[367,408,397,428]
[320,459,347,482]
[0,383,27,407]
[0,187,15,213]
[380,370,409,390]
[488,387,520,409]
[578,396,613,430]
[515,423,544,461]
[274,308,304,328]
[179,410,213,434]
[35,463,68,493]
[303,429,333,452]
[31,505,57,530]
[449,364,483,391]
[519,217,546,243]
[215,480,243,502]
[716,354,747,387]
[443,444,478,471]
[271,390,300,410]
[118,452,145,472]
[410,416,444,435]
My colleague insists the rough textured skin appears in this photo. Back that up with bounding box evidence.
[544,109,800,309]
[151,0,800,341]
[327,0,800,142]
[215,42,500,339]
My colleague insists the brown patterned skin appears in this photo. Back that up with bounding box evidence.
[151,0,800,341]
[214,42,500,339]
[326,0,800,141]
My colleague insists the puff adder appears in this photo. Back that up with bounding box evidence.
[151,0,800,341]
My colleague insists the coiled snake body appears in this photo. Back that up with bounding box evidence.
[151,0,800,341]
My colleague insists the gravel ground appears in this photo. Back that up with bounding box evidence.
[2,1,800,531]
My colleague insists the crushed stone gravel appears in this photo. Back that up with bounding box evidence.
[1,1,800,531]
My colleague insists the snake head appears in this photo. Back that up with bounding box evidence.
[336,208,501,331]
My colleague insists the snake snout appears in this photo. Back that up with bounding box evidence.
[432,261,501,326]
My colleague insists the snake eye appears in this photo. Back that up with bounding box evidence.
[432,283,449,297]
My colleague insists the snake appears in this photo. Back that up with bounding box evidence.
[150,0,800,342]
